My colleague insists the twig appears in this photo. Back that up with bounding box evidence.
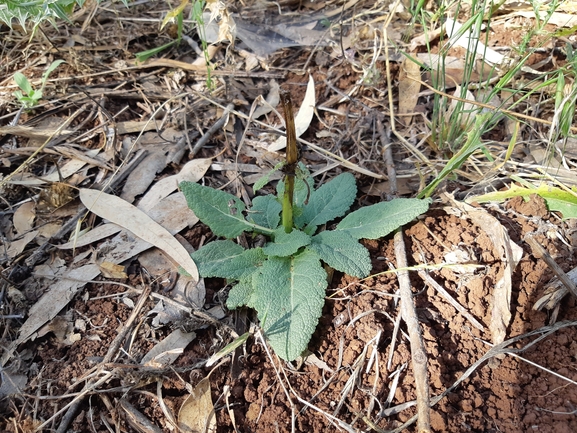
[191,103,235,157]
[379,117,431,432]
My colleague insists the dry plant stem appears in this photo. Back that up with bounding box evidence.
[377,118,396,195]
[379,118,431,432]
[54,286,152,433]
[188,89,384,179]
[280,90,298,233]
[394,233,431,432]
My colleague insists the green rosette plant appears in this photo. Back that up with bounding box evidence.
[180,92,431,361]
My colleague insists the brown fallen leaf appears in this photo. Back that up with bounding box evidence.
[178,377,216,433]
[99,261,127,279]
[13,202,36,235]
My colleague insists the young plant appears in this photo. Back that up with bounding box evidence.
[136,0,214,88]
[180,91,431,361]
[13,60,64,109]
[0,0,128,34]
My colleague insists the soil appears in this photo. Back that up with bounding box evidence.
[5,197,577,433]
[1,1,576,433]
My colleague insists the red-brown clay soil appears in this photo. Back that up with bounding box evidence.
[6,195,576,433]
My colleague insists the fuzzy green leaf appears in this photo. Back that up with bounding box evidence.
[308,231,371,278]
[180,181,252,238]
[296,172,357,232]
[249,195,282,229]
[253,250,327,361]
[227,278,255,309]
[190,240,266,280]
[336,198,431,239]
[191,240,265,279]
[253,161,285,191]
[262,228,311,257]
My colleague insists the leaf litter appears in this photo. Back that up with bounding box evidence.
[0,0,576,432]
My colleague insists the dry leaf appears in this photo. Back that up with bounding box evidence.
[141,329,196,368]
[252,80,281,119]
[58,192,198,249]
[419,53,482,86]
[445,18,504,67]
[269,74,316,152]
[1,193,199,367]
[0,369,27,398]
[7,230,38,259]
[0,124,74,139]
[13,202,36,234]
[446,85,478,128]
[179,377,217,433]
[7,149,101,187]
[514,11,577,28]
[0,263,102,367]
[138,158,212,212]
[99,261,127,279]
[398,55,421,127]
[120,151,171,203]
[79,189,199,281]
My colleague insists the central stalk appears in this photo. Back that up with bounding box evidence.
[280,90,298,234]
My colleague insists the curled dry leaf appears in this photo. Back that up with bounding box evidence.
[79,189,199,281]
[444,194,523,345]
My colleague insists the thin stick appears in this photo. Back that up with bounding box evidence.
[379,117,431,432]
[191,103,234,157]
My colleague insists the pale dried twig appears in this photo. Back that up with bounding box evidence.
[380,117,431,433]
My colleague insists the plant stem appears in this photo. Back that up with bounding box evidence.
[280,89,298,233]
[282,174,294,233]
